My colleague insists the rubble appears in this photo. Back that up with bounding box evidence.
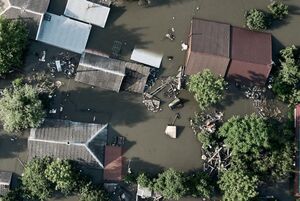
[46,52,77,78]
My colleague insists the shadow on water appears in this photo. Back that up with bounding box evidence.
[125,157,164,175]
[288,4,300,15]
[86,24,150,58]
[106,6,127,27]
[48,85,150,127]
[0,134,27,159]
[271,36,285,63]
[147,0,194,7]
[47,0,68,15]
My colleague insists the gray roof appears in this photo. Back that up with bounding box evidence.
[75,52,126,92]
[190,18,230,58]
[0,171,12,196]
[1,7,42,39]
[28,119,108,168]
[9,0,50,13]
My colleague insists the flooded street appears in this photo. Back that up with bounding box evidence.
[1,0,300,200]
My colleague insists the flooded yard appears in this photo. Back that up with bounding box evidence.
[1,0,300,200]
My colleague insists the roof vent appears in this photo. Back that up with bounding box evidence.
[67,141,70,145]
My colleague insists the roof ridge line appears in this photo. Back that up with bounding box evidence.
[80,62,126,77]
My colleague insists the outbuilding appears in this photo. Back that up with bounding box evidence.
[0,171,12,196]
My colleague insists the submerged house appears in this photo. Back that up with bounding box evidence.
[28,119,108,169]
[0,0,50,39]
[185,18,273,86]
[75,51,150,93]
[0,171,12,196]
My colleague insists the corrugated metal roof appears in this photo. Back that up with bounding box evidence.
[28,119,108,168]
[190,18,230,57]
[64,0,110,28]
[231,27,272,65]
[9,0,50,13]
[131,48,163,68]
[37,13,91,54]
[104,146,123,181]
[185,52,230,76]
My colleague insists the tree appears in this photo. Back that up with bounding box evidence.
[218,168,259,201]
[188,69,226,110]
[1,188,24,201]
[245,9,267,31]
[0,83,45,133]
[45,159,77,194]
[0,17,28,75]
[136,173,152,188]
[268,1,289,20]
[22,157,53,201]
[153,168,187,200]
[79,183,109,201]
[186,171,213,198]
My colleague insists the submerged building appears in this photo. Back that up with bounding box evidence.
[185,18,273,86]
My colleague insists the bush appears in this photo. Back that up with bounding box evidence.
[186,171,213,198]
[0,83,45,133]
[136,173,153,188]
[79,183,109,201]
[245,9,267,31]
[268,1,288,20]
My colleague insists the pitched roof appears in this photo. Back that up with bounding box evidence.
[37,13,91,54]
[130,48,163,68]
[104,146,123,181]
[226,27,272,85]
[64,0,110,28]
[28,119,108,168]
[75,52,126,92]
[9,0,50,14]
[190,18,230,57]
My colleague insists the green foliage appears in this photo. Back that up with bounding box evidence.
[45,159,77,195]
[188,69,226,110]
[197,130,216,150]
[1,188,24,201]
[123,172,137,184]
[218,168,259,201]
[137,173,152,188]
[186,171,213,198]
[272,45,300,106]
[0,17,28,75]
[153,168,187,200]
[268,1,289,20]
[79,183,109,201]
[22,157,53,201]
[0,83,45,133]
[245,9,267,31]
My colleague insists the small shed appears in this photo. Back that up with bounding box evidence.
[131,48,163,68]
[104,146,123,181]
[226,27,272,86]
[165,126,176,139]
[185,18,231,77]
[0,171,12,196]
[64,0,110,28]
[37,13,91,54]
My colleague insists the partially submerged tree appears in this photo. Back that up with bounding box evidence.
[0,17,28,75]
[188,69,226,110]
[79,183,109,201]
[136,173,153,188]
[245,9,267,31]
[218,168,259,201]
[22,157,53,201]
[45,159,77,195]
[0,82,45,133]
[268,1,289,20]
[154,168,187,200]
[186,171,213,198]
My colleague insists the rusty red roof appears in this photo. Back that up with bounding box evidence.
[104,146,123,181]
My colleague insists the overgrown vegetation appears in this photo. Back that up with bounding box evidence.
[272,45,300,106]
[0,81,45,133]
[79,182,109,201]
[188,69,227,110]
[0,17,28,75]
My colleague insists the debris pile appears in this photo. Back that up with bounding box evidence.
[190,111,223,135]
[27,72,57,95]
[47,52,77,78]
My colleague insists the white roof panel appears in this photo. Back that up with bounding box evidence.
[37,13,91,54]
[130,48,163,68]
[64,0,110,28]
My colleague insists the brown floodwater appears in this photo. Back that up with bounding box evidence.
[1,0,300,200]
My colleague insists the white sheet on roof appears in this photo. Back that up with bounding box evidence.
[64,0,110,28]
[37,13,91,54]
[130,48,163,68]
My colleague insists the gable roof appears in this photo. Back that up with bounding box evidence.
[104,146,123,181]
[75,52,126,92]
[130,48,163,68]
[64,0,110,28]
[190,18,230,57]
[37,13,91,54]
[28,119,108,168]
[9,0,50,14]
